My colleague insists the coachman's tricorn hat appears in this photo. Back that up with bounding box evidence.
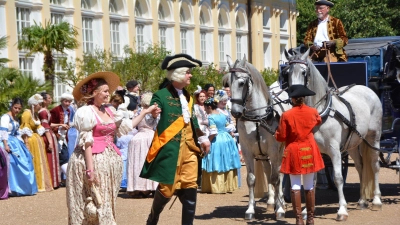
[161,53,202,71]
[287,85,316,98]
[315,0,334,7]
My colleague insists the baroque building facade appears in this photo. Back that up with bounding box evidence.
[0,0,298,101]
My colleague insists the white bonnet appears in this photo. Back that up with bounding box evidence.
[28,94,44,106]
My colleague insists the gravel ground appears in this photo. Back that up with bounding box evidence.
[1,160,400,225]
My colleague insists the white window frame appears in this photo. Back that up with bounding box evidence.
[16,7,30,41]
[51,12,64,24]
[50,0,62,5]
[110,20,120,56]
[219,33,225,61]
[136,24,144,53]
[82,17,94,53]
[181,29,187,54]
[19,57,33,77]
[236,35,242,60]
[200,32,206,61]
[159,27,166,48]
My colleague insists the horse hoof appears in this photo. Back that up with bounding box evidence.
[372,204,382,211]
[356,202,369,210]
[245,213,255,220]
[267,204,275,211]
[336,214,348,221]
[275,212,285,220]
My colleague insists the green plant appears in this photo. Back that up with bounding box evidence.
[189,63,226,93]
[260,68,280,86]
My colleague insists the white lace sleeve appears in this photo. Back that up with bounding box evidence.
[19,127,33,137]
[74,106,96,148]
[37,126,46,136]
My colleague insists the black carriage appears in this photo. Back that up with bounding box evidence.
[280,36,400,188]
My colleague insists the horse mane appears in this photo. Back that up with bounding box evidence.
[244,61,272,104]
[305,57,329,108]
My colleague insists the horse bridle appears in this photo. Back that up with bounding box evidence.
[229,67,251,108]
[286,59,310,86]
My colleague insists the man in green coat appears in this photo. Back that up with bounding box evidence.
[140,54,210,225]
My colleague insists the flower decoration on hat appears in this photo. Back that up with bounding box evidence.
[214,90,227,102]
[204,97,218,104]
[80,79,98,95]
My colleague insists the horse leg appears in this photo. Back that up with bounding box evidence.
[365,143,382,211]
[262,160,275,211]
[348,148,369,209]
[269,162,286,219]
[243,150,256,220]
[327,149,348,221]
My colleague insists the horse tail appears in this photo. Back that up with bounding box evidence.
[360,141,379,199]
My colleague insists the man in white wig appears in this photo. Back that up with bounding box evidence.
[50,92,74,185]
[140,53,210,225]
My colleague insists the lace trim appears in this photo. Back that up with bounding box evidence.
[0,130,9,141]
[37,126,46,136]
[19,127,33,137]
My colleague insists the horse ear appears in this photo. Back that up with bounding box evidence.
[242,54,247,62]
[226,55,234,68]
[301,48,311,60]
[284,49,291,61]
[237,55,247,67]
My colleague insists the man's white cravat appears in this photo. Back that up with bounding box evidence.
[176,89,190,124]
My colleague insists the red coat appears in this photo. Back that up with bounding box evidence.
[275,104,324,175]
[50,105,70,140]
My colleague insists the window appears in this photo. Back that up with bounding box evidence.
[218,14,223,27]
[181,29,187,54]
[158,4,164,20]
[280,11,287,30]
[50,0,62,5]
[135,1,142,17]
[236,35,242,60]
[109,0,117,13]
[54,60,66,102]
[236,17,240,29]
[110,20,120,55]
[280,44,286,61]
[136,25,144,53]
[81,0,90,9]
[201,32,206,61]
[51,13,64,24]
[200,11,205,25]
[159,27,166,48]
[219,33,224,61]
[263,10,271,28]
[82,17,93,53]
[16,7,30,41]
[19,58,33,77]
[180,8,185,23]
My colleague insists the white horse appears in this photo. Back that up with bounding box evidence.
[284,49,383,221]
[224,55,291,220]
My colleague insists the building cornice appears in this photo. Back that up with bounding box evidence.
[135,17,153,25]
[15,1,43,11]
[180,23,195,30]
[200,25,214,33]
[159,20,175,28]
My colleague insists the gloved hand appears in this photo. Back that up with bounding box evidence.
[325,40,336,48]
[310,45,320,52]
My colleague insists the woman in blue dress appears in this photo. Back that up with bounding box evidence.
[0,98,38,196]
[67,103,79,158]
[201,97,241,194]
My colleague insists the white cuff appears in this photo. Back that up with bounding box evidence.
[197,135,209,144]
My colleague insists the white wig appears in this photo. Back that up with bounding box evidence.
[27,94,44,106]
[166,67,189,83]
[140,92,153,107]
[60,92,74,101]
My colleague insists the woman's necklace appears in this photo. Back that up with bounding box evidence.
[93,103,104,112]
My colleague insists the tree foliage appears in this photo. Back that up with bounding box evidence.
[296,0,400,46]
[17,20,79,90]
[189,63,226,93]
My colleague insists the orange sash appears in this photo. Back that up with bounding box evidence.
[146,97,193,163]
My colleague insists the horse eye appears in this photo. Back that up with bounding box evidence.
[302,70,306,76]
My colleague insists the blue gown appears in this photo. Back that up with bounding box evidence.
[116,132,135,189]
[202,113,241,173]
[0,114,38,196]
[67,105,79,157]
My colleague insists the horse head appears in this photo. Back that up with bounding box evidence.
[224,55,271,119]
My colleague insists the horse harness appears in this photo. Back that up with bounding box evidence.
[229,67,288,160]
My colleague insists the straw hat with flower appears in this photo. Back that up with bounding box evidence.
[73,71,121,101]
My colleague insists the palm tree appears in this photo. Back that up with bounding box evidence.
[0,36,10,65]
[17,20,79,91]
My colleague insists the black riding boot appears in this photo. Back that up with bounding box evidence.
[146,188,171,225]
[177,188,197,225]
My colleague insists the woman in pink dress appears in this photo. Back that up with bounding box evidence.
[38,92,61,189]
[67,72,159,224]
[126,92,159,197]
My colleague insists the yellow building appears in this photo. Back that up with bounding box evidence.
[0,0,297,100]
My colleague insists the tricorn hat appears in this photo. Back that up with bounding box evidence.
[161,53,202,71]
[315,0,334,7]
[287,85,316,98]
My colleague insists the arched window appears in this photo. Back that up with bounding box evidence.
[236,17,240,29]
[200,11,205,25]
[50,0,62,5]
[81,0,90,9]
[109,0,117,13]
[180,8,185,22]
[218,14,223,27]
[158,4,165,20]
[135,1,142,17]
